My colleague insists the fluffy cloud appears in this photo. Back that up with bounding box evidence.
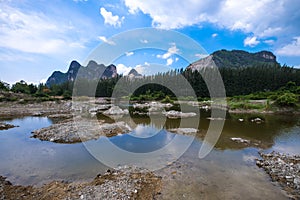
[0,3,92,57]
[212,33,218,38]
[166,58,173,66]
[124,0,300,51]
[156,43,180,66]
[157,43,179,59]
[116,64,132,75]
[276,37,300,56]
[125,52,134,56]
[244,36,260,47]
[98,36,116,45]
[100,7,124,27]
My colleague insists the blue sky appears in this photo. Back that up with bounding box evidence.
[0,0,300,84]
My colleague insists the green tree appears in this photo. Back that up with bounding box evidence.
[0,81,9,91]
[11,80,30,94]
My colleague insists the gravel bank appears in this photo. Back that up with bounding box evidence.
[0,166,162,200]
[256,151,300,199]
[0,101,71,118]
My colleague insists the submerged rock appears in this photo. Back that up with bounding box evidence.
[0,122,17,130]
[251,117,263,123]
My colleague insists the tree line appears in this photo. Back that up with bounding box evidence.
[1,62,300,100]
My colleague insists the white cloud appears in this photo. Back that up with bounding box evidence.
[98,36,116,45]
[100,7,124,27]
[124,0,300,51]
[166,58,173,66]
[140,39,149,44]
[116,64,132,75]
[0,4,92,56]
[125,51,134,56]
[135,63,171,75]
[157,43,179,59]
[263,39,275,45]
[244,36,260,47]
[212,33,218,38]
[175,57,179,62]
[39,78,47,84]
[276,37,300,56]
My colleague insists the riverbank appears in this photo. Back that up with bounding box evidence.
[0,166,162,200]
[0,101,71,118]
[256,152,300,199]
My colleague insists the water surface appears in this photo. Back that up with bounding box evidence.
[0,111,299,199]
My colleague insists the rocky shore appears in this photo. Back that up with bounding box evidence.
[0,101,71,118]
[256,152,300,199]
[0,166,162,200]
[32,117,132,143]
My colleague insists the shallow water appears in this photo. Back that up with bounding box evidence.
[0,111,299,199]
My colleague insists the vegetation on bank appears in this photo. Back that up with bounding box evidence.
[228,81,300,110]
[1,62,300,110]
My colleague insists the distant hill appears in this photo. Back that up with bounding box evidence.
[127,69,142,79]
[46,60,117,87]
[187,50,278,71]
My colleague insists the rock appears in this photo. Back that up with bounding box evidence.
[103,106,129,115]
[206,117,226,121]
[0,122,17,130]
[33,112,43,116]
[230,137,250,144]
[251,117,263,123]
[163,110,196,119]
[47,113,73,119]
[168,128,198,136]
[286,176,294,182]
[89,105,111,114]
[294,177,300,185]
[133,102,173,109]
[32,118,132,143]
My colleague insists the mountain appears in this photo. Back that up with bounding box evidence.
[187,50,278,71]
[46,60,117,87]
[127,69,142,79]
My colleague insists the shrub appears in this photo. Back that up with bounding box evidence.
[161,95,174,104]
[275,93,298,107]
[62,91,72,100]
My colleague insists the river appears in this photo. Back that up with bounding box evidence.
[0,110,299,199]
